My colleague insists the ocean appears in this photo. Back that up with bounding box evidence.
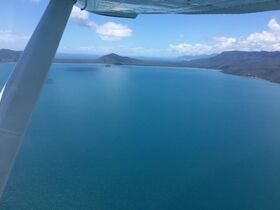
[1,63,280,209]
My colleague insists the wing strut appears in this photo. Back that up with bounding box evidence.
[0,0,75,198]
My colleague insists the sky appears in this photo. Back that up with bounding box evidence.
[1,0,280,57]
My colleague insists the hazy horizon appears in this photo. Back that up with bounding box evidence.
[3,48,280,60]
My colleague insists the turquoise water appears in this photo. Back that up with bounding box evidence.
[1,63,280,209]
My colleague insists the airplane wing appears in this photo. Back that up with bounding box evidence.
[76,0,280,18]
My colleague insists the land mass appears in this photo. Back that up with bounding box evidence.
[1,49,280,83]
[0,49,21,62]
[184,51,280,83]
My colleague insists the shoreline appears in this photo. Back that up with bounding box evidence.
[0,61,279,85]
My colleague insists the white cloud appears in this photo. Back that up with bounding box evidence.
[70,6,96,28]
[169,18,280,55]
[96,22,132,41]
[246,31,276,43]
[0,30,30,42]
[268,18,280,31]
[70,6,132,41]
[213,36,237,48]
[244,19,280,44]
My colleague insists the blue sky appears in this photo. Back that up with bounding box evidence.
[1,0,280,57]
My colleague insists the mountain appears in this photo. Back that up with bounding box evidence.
[184,51,280,83]
[0,49,99,63]
[1,49,280,83]
[94,53,185,66]
[95,53,142,65]
[0,49,21,62]
[178,54,218,61]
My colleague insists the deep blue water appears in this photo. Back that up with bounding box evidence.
[1,63,280,210]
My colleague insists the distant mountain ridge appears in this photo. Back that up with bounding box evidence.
[184,51,280,83]
[1,49,280,83]
[0,49,21,62]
